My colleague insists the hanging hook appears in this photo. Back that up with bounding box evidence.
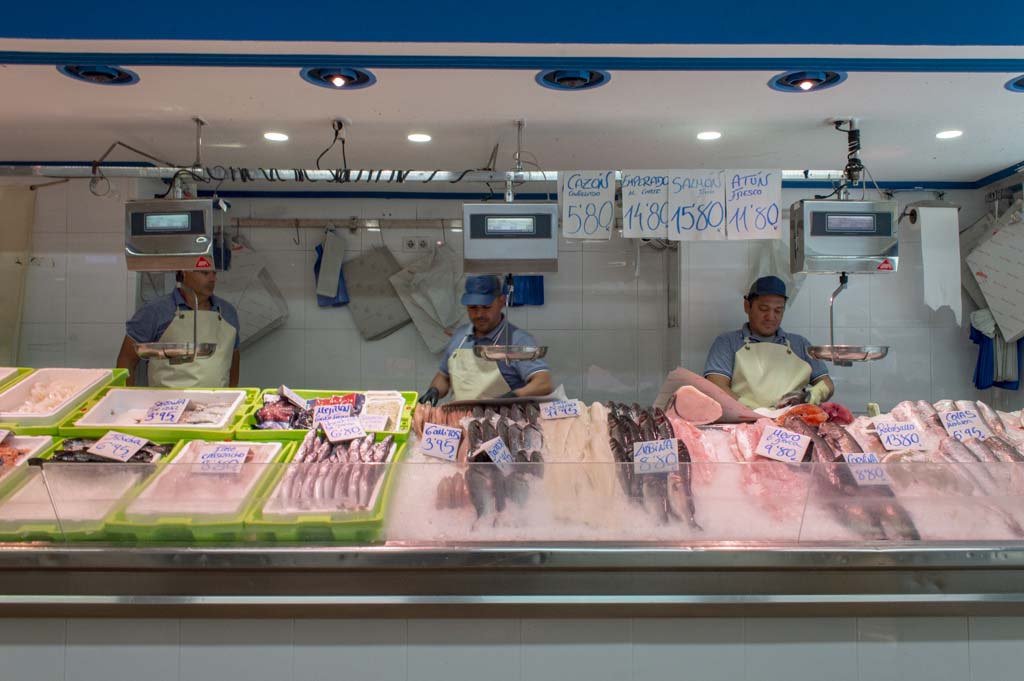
[293,219,301,246]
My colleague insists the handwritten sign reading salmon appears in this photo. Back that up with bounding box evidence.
[667,170,727,241]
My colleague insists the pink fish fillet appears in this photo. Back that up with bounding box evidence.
[655,367,760,423]
[670,386,723,425]
[734,418,808,521]
[666,409,716,484]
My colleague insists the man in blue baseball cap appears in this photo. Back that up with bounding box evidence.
[703,275,833,409]
[419,275,552,404]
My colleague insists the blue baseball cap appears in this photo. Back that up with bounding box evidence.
[461,275,505,306]
[747,275,788,300]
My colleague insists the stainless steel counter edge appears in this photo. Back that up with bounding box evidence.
[3,542,1024,570]
[5,543,1024,616]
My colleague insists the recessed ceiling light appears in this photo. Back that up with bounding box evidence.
[697,131,722,141]
[263,132,289,142]
[768,70,847,93]
[935,130,963,139]
[407,133,432,143]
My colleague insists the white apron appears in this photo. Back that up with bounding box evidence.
[731,337,812,410]
[448,335,512,401]
[147,307,237,388]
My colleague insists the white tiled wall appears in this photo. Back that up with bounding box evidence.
[677,188,1024,412]
[12,183,1020,411]
[223,198,674,404]
[4,616,1024,680]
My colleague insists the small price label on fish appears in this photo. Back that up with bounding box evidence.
[875,419,927,451]
[87,431,149,462]
[195,443,251,474]
[633,439,679,475]
[939,410,992,442]
[278,384,307,409]
[321,416,366,443]
[142,398,189,424]
[755,426,810,464]
[313,402,352,425]
[419,423,462,462]
[844,452,891,486]
[360,413,390,433]
[477,436,514,476]
[540,399,582,420]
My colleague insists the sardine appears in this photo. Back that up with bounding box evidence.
[346,466,363,508]
[358,467,373,508]
[295,429,319,463]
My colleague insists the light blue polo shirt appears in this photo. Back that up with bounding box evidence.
[439,318,549,390]
[126,289,241,350]
[704,324,828,382]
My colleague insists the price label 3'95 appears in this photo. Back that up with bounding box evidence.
[419,423,462,462]
[143,398,189,424]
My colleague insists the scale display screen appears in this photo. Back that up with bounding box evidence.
[824,213,877,234]
[144,213,192,233]
[485,216,536,235]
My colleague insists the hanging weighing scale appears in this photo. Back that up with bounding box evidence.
[790,120,898,367]
[124,197,218,364]
[463,202,558,361]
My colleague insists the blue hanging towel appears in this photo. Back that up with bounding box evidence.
[971,325,1021,391]
[508,275,545,307]
[313,242,350,307]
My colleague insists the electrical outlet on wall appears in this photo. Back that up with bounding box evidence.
[402,237,433,252]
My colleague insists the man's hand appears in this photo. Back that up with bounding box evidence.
[807,379,832,405]
[418,387,440,406]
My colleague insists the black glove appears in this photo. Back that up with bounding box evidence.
[499,390,518,399]
[418,387,439,406]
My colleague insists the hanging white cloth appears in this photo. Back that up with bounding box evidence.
[389,245,468,353]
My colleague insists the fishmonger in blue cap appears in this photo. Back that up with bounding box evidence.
[703,275,834,409]
[419,275,552,404]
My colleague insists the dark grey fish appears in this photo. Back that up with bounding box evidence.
[641,474,669,525]
[466,465,496,518]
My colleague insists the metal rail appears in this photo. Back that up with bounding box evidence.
[4,544,1024,617]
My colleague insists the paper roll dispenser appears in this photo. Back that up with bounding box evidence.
[125,198,214,272]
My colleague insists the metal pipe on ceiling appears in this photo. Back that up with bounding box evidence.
[0,165,846,183]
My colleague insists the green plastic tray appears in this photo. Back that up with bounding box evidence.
[105,439,295,543]
[57,386,260,441]
[244,434,407,544]
[235,389,416,442]
[0,437,183,543]
[0,367,33,393]
[0,368,129,437]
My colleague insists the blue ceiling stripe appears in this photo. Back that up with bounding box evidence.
[6,51,1024,73]
[2,2,1021,46]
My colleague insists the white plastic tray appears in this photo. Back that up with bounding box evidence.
[0,436,54,477]
[0,464,146,526]
[75,389,248,430]
[125,440,282,519]
[0,368,111,426]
